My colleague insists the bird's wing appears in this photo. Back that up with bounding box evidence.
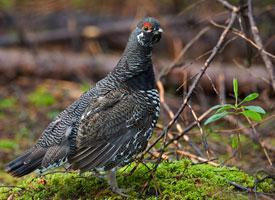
[69,88,157,171]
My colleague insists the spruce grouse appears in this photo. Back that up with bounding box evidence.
[6,17,162,194]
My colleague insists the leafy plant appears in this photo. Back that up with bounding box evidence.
[204,78,266,125]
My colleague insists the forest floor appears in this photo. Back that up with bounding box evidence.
[0,77,274,199]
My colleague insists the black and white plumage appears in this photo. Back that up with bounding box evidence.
[6,17,162,192]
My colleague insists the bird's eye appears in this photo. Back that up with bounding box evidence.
[143,26,149,31]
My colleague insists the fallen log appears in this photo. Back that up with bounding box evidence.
[0,14,223,47]
[1,13,274,64]
[0,49,271,94]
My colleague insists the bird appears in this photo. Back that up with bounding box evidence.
[6,17,162,195]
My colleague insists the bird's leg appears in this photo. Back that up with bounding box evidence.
[91,168,105,179]
[106,168,128,197]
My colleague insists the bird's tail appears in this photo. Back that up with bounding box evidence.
[5,148,45,177]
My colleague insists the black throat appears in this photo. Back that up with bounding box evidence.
[125,65,156,90]
[119,31,156,90]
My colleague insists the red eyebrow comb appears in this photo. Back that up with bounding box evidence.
[143,22,153,28]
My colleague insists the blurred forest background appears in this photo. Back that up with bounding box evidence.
[0,0,274,197]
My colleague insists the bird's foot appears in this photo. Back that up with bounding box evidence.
[91,169,105,179]
[110,186,129,197]
[107,168,129,197]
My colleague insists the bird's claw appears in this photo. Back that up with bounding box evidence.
[110,186,129,197]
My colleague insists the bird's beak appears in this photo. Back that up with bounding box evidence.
[154,28,163,35]
[152,28,162,43]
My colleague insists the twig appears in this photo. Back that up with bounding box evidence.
[218,73,226,104]
[217,0,239,12]
[158,27,210,80]
[187,103,209,158]
[227,180,253,191]
[210,20,275,59]
[247,0,275,91]
[176,150,219,166]
[227,178,275,199]
[177,0,207,16]
[151,9,238,156]
[157,81,205,157]
[238,0,253,66]
[157,80,182,149]
[136,0,239,178]
[218,114,275,153]
[243,114,273,166]
[233,59,270,85]
[164,108,213,148]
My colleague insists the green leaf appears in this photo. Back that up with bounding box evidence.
[204,112,228,125]
[210,104,224,110]
[216,104,235,113]
[242,110,262,121]
[240,93,259,104]
[233,79,238,102]
[244,106,266,114]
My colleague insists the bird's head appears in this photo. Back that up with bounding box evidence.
[135,17,163,47]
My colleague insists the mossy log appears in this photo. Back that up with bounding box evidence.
[0,160,274,199]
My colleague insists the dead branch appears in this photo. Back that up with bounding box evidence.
[243,114,273,166]
[164,108,213,148]
[210,20,275,60]
[0,49,271,95]
[149,6,239,156]
[247,0,275,91]
[0,49,116,82]
[176,150,219,166]
[0,14,234,47]
[158,27,210,80]
[157,80,182,149]
[157,81,205,157]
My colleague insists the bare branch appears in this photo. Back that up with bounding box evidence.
[176,150,219,166]
[217,0,238,12]
[144,10,238,160]
[210,20,275,59]
[158,27,210,80]
[247,0,275,91]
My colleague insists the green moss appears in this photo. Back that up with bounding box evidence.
[80,82,92,92]
[0,139,18,151]
[47,110,60,120]
[269,138,275,147]
[0,160,273,199]
[0,0,15,10]
[0,97,16,110]
[27,87,56,107]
